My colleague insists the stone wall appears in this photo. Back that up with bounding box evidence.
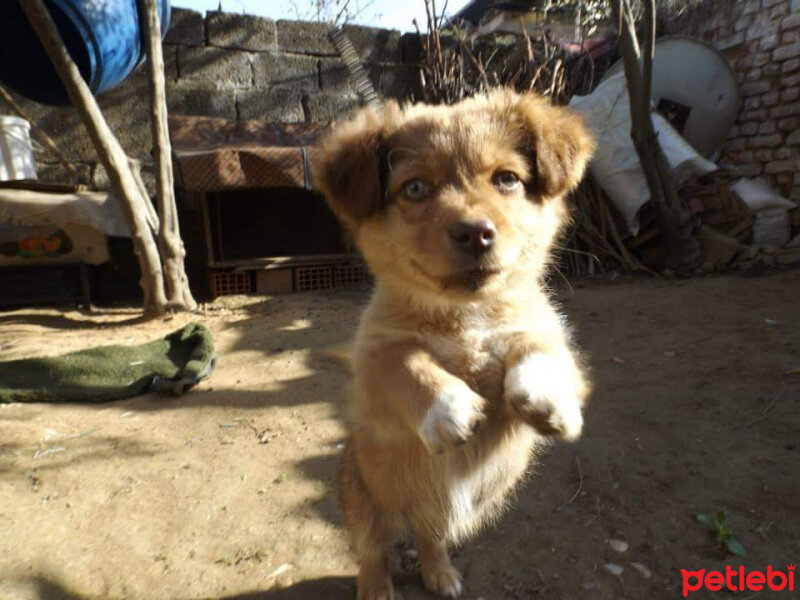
[11,9,421,191]
[668,0,800,203]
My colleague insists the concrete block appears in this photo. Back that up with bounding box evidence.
[716,32,746,51]
[94,160,156,196]
[162,45,179,80]
[737,51,770,68]
[765,159,800,172]
[206,11,277,51]
[784,72,800,85]
[755,149,774,161]
[784,30,800,43]
[306,91,361,122]
[252,52,318,92]
[727,138,747,151]
[748,133,783,147]
[95,71,153,160]
[777,116,800,129]
[739,108,769,120]
[36,161,92,185]
[734,16,752,32]
[276,20,337,55]
[736,162,764,176]
[740,80,773,96]
[319,58,353,93]
[747,68,763,81]
[788,129,800,143]
[15,69,152,163]
[746,19,777,42]
[341,24,401,62]
[771,100,800,117]
[782,57,800,71]
[178,46,252,87]
[743,0,762,16]
[759,120,777,134]
[770,2,791,18]
[166,81,237,119]
[782,14,800,29]
[783,86,800,100]
[164,8,205,47]
[236,87,305,122]
[763,91,780,106]
[760,33,780,50]
[773,41,800,60]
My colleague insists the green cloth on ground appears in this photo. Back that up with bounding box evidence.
[0,323,216,403]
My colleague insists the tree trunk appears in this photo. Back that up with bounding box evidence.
[611,0,698,272]
[136,0,197,310]
[20,0,169,315]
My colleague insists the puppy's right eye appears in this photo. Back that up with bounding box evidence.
[402,179,431,201]
[493,171,522,192]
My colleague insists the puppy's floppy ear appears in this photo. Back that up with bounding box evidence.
[312,104,392,229]
[514,93,595,199]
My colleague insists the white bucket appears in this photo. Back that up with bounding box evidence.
[0,116,37,181]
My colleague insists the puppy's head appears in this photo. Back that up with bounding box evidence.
[313,89,594,302]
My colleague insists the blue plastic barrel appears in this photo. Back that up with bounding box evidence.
[0,0,171,105]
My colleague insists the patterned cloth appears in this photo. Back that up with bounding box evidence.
[169,116,330,193]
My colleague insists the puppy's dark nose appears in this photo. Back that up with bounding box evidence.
[448,219,497,255]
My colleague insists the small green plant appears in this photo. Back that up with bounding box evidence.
[696,511,746,557]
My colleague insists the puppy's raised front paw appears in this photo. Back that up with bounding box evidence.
[422,562,463,598]
[504,353,584,441]
[418,385,486,453]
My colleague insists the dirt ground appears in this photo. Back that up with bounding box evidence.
[1,270,799,600]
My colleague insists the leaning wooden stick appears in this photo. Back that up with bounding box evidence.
[136,0,197,310]
[19,0,168,316]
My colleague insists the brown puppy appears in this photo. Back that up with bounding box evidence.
[313,89,594,600]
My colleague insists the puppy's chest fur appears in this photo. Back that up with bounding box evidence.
[426,325,507,400]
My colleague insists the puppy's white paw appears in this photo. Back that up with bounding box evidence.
[504,353,584,441]
[422,562,463,598]
[418,385,486,453]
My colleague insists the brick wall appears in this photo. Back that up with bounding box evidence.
[671,0,800,203]
[10,9,421,191]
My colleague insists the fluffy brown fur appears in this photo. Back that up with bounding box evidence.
[313,89,595,600]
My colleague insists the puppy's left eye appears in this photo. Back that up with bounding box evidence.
[402,179,431,201]
[493,171,521,192]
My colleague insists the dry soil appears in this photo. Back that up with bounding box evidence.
[1,270,799,600]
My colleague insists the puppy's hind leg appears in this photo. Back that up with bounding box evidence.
[340,443,400,600]
[417,529,463,599]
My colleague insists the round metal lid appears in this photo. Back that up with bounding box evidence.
[603,36,741,157]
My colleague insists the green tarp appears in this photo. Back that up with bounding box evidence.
[0,323,216,403]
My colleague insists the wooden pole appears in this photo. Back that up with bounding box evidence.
[136,0,197,310]
[19,0,168,315]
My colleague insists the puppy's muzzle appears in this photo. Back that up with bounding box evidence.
[448,219,497,258]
